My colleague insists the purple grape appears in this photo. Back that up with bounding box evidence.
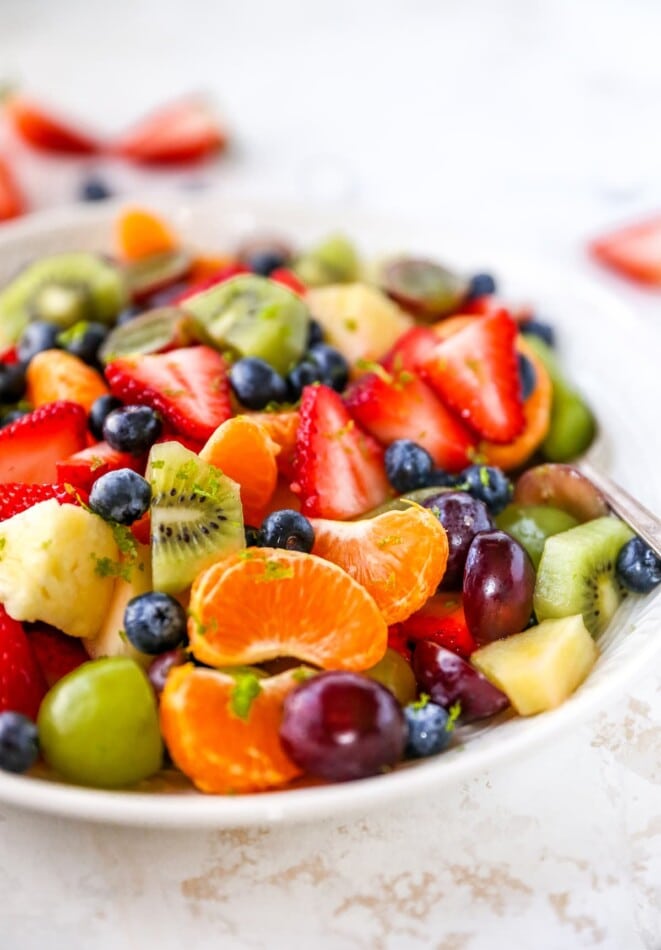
[413,641,509,722]
[463,530,535,645]
[147,648,187,696]
[279,671,407,781]
[422,491,494,589]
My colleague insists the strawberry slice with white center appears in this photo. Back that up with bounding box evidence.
[105,345,232,442]
[113,97,226,165]
[345,368,475,472]
[0,606,47,719]
[421,311,524,444]
[590,215,661,285]
[56,441,144,492]
[0,401,88,484]
[381,326,438,374]
[0,483,89,521]
[292,384,391,519]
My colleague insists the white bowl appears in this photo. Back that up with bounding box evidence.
[0,194,659,828]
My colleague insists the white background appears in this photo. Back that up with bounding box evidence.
[0,1,660,948]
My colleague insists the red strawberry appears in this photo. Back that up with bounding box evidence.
[381,326,438,373]
[269,268,306,296]
[0,606,47,719]
[56,441,144,492]
[28,625,88,688]
[106,345,232,442]
[130,511,151,545]
[113,97,226,165]
[590,215,661,285]
[0,345,19,365]
[4,94,101,155]
[292,384,390,519]
[345,368,475,473]
[421,311,524,444]
[0,401,88,484]
[0,482,89,521]
[387,624,412,663]
[172,263,248,304]
[401,594,476,659]
[0,157,25,222]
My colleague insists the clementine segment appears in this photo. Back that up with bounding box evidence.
[160,665,302,793]
[115,207,178,261]
[250,409,300,480]
[188,548,387,670]
[26,349,110,412]
[199,416,279,525]
[310,506,449,625]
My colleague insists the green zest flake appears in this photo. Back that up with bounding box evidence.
[355,358,392,385]
[89,455,106,472]
[92,554,131,581]
[343,317,358,332]
[161,387,187,398]
[149,460,165,470]
[292,667,316,684]
[118,628,128,643]
[478,466,490,488]
[445,701,462,732]
[40,539,52,550]
[175,460,198,481]
[56,321,91,347]
[187,608,206,637]
[326,419,355,441]
[111,522,138,560]
[375,534,402,549]
[411,692,430,711]
[254,559,295,583]
[0,536,5,560]
[229,673,263,721]
[238,549,255,560]
[466,445,487,465]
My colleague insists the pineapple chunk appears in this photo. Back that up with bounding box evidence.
[307,283,413,365]
[471,615,597,716]
[84,542,152,667]
[0,500,118,639]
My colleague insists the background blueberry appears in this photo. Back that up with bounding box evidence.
[0,712,39,774]
[404,701,451,758]
[259,508,315,553]
[89,468,152,525]
[229,357,288,410]
[124,592,188,655]
[385,439,434,493]
[616,537,661,593]
[102,405,162,455]
[17,321,60,363]
[459,464,513,515]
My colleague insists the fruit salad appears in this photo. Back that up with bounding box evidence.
[0,207,658,794]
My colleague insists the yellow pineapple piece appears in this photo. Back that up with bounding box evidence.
[0,500,118,639]
[471,615,597,716]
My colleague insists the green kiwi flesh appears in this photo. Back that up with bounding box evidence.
[99,307,199,363]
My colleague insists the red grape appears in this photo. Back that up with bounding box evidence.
[413,641,509,722]
[463,530,535,644]
[147,648,187,696]
[279,672,406,781]
[422,491,494,588]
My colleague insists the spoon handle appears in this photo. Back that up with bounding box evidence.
[577,460,661,559]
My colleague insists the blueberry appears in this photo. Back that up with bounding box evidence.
[17,321,60,363]
[103,405,162,455]
[244,524,262,547]
[404,701,451,758]
[428,468,459,489]
[58,321,108,366]
[0,409,28,429]
[286,360,324,402]
[616,537,661,594]
[246,249,288,277]
[0,712,39,774]
[467,272,497,299]
[307,319,325,348]
[88,394,123,441]
[459,464,513,515]
[0,363,26,403]
[385,439,434,493]
[116,307,141,326]
[259,509,315,553]
[229,357,288,410]
[89,468,152,525]
[522,318,556,348]
[79,177,112,202]
[124,592,188,655]
[518,352,537,400]
[307,344,349,393]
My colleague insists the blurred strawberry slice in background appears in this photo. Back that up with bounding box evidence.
[113,97,227,165]
[590,214,661,286]
[0,156,25,221]
[3,93,102,155]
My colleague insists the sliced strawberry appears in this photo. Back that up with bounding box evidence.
[387,623,412,663]
[56,441,144,492]
[345,369,475,472]
[4,94,101,155]
[0,401,88,485]
[106,346,232,443]
[590,215,661,285]
[27,624,88,688]
[381,326,438,374]
[0,482,89,521]
[0,606,47,719]
[401,594,476,659]
[113,97,226,165]
[0,157,25,221]
[421,311,524,444]
[269,268,306,296]
[130,511,151,545]
[172,262,248,304]
[292,384,390,519]
[155,429,206,455]
[0,345,19,365]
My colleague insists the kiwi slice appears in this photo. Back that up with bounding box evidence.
[0,252,127,345]
[293,234,360,287]
[380,257,468,320]
[147,441,244,595]
[124,250,191,302]
[534,516,634,636]
[185,274,309,375]
[496,503,578,568]
[99,307,199,363]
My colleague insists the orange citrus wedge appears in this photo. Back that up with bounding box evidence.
[310,506,448,624]
[26,349,109,412]
[250,409,300,480]
[115,207,178,261]
[188,548,387,670]
[160,665,303,793]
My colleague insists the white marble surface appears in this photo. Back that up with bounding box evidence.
[0,1,660,948]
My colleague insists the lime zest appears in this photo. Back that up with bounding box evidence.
[375,534,402,549]
[253,559,295,583]
[411,692,430,711]
[229,673,263,721]
[445,701,462,732]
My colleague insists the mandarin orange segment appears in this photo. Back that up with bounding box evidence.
[262,476,302,516]
[26,349,110,412]
[310,506,449,625]
[188,548,387,670]
[160,664,302,793]
[199,416,279,525]
[189,255,236,282]
[115,207,178,261]
[250,409,300,480]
